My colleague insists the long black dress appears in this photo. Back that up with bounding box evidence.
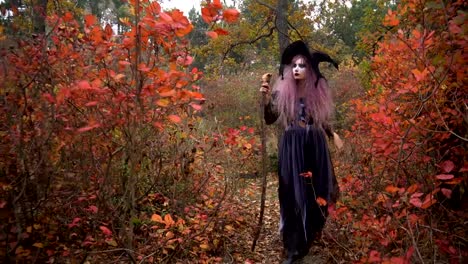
[265,94,338,258]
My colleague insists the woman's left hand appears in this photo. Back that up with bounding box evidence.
[333,132,344,150]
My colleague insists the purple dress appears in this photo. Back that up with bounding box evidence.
[265,95,338,257]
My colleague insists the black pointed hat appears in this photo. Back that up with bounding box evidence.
[279,40,338,83]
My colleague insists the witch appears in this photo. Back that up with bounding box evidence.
[260,40,341,263]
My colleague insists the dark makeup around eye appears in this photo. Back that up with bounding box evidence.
[293,63,307,68]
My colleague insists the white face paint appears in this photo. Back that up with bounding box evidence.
[292,57,307,80]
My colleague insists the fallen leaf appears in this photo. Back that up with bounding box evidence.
[32,243,44,248]
[436,174,454,180]
[99,226,112,236]
[316,197,327,206]
[151,214,164,223]
[300,171,313,178]
[168,115,182,123]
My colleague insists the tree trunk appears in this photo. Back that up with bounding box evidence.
[276,0,289,56]
[32,0,48,34]
[275,0,289,161]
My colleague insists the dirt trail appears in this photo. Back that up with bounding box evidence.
[242,174,333,264]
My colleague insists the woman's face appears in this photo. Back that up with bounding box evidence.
[292,57,307,80]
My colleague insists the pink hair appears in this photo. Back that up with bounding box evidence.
[273,55,333,127]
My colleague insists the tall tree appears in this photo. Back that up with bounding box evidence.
[76,0,109,20]
[305,0,394,62]
[0,0,48,34]
[276,0,289,55]
[32,0,48,33]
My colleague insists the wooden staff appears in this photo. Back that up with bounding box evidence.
[251,73,272,252]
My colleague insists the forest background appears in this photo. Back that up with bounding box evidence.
[0,0,466,263]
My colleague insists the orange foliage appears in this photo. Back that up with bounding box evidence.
[0,0,242,262]
[339,0,467,262]
[222,9,240,23]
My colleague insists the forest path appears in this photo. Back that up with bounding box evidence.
[237,174,338,264]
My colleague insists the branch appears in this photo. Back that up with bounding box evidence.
[253,0,276,11]
[221,24,276,63]
[287,20,304,40]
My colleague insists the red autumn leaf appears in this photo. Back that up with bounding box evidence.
[387,257,406,264]
[411,192,424,198]
[327,203,336,216]
[77,120,100,133]
[374,193,388,205]
[87,205,98,213]
[77,125,97,133]
[201,7,219,23]
[177,55,193,66]
[113,74,125,82]
[444,178,463,185]
[409,195,422,207]
[119,60,131,66]
[316,197,327,206]
[77,80,92,90]
[421,194,437,209]
[212,0,223,9]
[222,9,240,23]
[214,28,229,36]
[171,9,188,23]
[156,98,170,107]
[168,115,181,123]
[385,185,400,193]
[460,164,468,172]
[438,160,455,173]
[190,103,202,111]
[159,12,173,23]
[368,250,381,262]
[146,1,161,15]
[406,184,419,194]
[151,213,164,224]
[68,217,81,228]
[165,231,175,239]
[383,10,399,27]
[175,23,193,37]
[84,14,97,28]
[441,188,452,199]
[158,86,175,97]
[85,101,98,107]
[411,68,428,82]
[163,214,176,228]
[300,171,313,178]
[104,23,113,39]
[63,12,74,22]
[42,93,56,104]
[153,122,164,131]
[33,242,44,248]
[99,226,112,236]
[138,63,151,72]
[191,92,204,99]
[405,246,415,261]
[206,31,218,39]
[435,174,454,180]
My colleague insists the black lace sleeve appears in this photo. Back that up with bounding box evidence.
[323,123,334,139]
[264,91,279,125]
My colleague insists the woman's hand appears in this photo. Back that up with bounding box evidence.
[333,132,344,150]
[260,82,270,93]
[260,73,272,100]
